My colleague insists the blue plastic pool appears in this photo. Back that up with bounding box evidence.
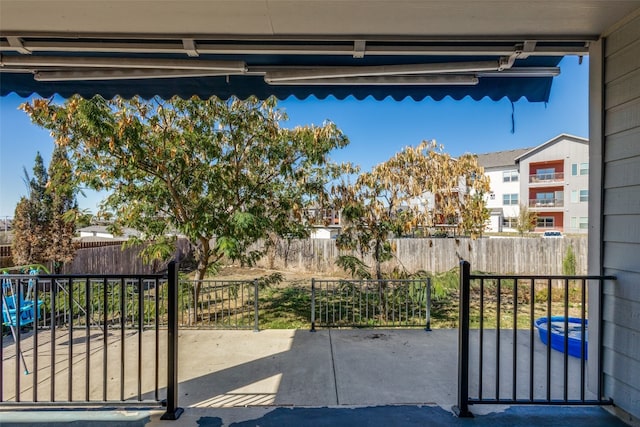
[534,316,588,359]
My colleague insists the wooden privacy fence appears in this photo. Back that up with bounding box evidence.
[60,239,191,275]
[256,237,587,275]
[2,237,586,275]
[0,241,122,258]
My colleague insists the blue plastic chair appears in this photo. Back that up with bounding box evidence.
[1,270,44,375]
[2,270,44,327]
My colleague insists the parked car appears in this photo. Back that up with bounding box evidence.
[542,230,563,238]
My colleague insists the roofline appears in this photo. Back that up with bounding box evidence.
[474,146,533,169]
[483,164,518,171]
[514,133,588,163]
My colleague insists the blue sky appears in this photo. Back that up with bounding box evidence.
[0,56,588,217]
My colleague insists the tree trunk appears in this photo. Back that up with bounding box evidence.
[374,240,383,280]
[374,240,387,321]
[191,268,204,326]
[190,236,210,325]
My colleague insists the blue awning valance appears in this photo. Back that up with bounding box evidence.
[1,71,558,102]
[0,38,567,102]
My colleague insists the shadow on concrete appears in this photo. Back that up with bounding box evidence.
[149,328,454,410]
[170,329,336,408]
[2,328,628,426]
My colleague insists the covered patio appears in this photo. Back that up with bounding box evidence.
[0,328,628,426]
[2,1,640,425]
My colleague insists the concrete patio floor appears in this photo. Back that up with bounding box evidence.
[0,328,631,426]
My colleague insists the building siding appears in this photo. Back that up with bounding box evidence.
[483,167,521,231]
[478,139,589,234]
[517,135,589,233]
[600,12,640,419]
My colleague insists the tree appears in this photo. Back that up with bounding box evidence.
[23,95,349,302]
[46,145,78,273]
[12,149,80,271]
[515,204,538,236]
[332,140,490,279]
[332,164,404,280]
[11,152,50,266]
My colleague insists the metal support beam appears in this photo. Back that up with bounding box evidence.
[453,260,473,418]
[161,261,183,421]
[1,55,246,71]
[0,37,591,57]
[6,37,30,54]
[353,40,366,58]
[182,38,199,57]
[264,60,499,82]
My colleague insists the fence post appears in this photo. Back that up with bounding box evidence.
[310,278,316,332]
[425,277,432,332]
[253,279,259,332]
[453,260,473,418]
[161,261,183,420]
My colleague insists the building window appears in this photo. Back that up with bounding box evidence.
[571,190,578,203]
[571,217,588,230]
[579,217,588,229]
[579,189,588,202]
[534,192,555,207]
[503,170,518,182]
[536,168,556,180]
[537,217,555,228]
[572,163,589,176]
[502,217,518,228]
[503,193,518,205]
[580,163,589,175]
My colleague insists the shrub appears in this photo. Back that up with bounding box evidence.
[562,245,576,276]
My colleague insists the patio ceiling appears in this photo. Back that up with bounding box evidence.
[1,1,639,101]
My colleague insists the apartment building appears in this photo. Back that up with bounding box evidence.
[477,147,532,232]
[477,134,589,234]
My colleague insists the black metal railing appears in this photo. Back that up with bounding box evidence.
[178,279,259,330]
[528,198,564,208]
[454,260,615,417]
[1,262,182,419]
[310,278,431,330]
[529,172,564,183]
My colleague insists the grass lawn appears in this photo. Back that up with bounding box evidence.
[197,267,587,330]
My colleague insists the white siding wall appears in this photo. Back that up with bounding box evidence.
[598,12,640,418]
[310,228,338,239]
[485,167,520,231]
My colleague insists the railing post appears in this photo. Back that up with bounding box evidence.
[161,261,183,420]
[425,277,432,332]
[597,277,605,401]
[310,278,316,332]
[453,260,473,418]
[253,279,259,332]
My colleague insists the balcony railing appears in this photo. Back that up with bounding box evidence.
[310,278,432,330]
[0,263,183,419]
[453,260,615,417]
[529,172,564,183]
[529,198,564,208]
[178,279,259,330]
